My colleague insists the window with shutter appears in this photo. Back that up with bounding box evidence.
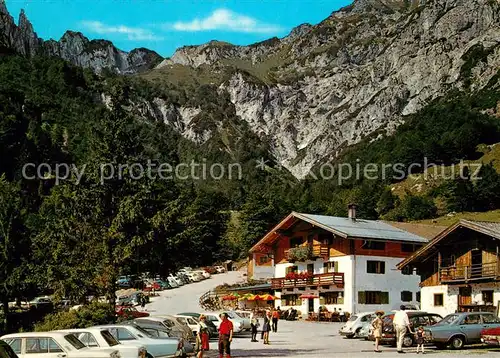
[358,291,366,304]
[319,296,325,305]
[380,292,389,304]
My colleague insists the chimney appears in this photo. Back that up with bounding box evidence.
[348,204,357,221]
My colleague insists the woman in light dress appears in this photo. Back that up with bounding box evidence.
[371,311,384,353]
[196,315,210,358]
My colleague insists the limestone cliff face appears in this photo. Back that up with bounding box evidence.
[155,0,500,178]
[0,1,162,73]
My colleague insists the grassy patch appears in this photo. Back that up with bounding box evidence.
[414,209,500,225]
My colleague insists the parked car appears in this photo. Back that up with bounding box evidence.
[369,311,442,347]
[174,316,199,335]
[1,332,120,358]
[117,276,131,288]
[92,324,184,358]
[340,312,376,339]
[234,310,251,319]
[58,328,147,358]
[168,275,183,286]
[425,312,500,349]
[28,296,53,310]
[193,270,210,279]
[176,313,217,337]
[185,272,201,282]
[200,312,244,333]
[134,317,194,343]
[203,267,217,275]
[481,326,500,346]
[226,311,251,330]
[214,266,225,273]
[166,277,179,288]
[119,322,194,356]
[116,306,150,319]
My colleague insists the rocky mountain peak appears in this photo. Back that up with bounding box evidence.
[0,4,163,73]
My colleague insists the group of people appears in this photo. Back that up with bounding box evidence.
[371,305,425,354]
[195,307,282,358]
[196,312,234,358]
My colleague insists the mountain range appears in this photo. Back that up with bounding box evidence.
[1,0,499,178]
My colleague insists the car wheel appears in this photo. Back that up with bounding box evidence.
[450,335,465,350]
[354,328,361,338]
[146,354,154,358]
[346,334,355,339]
[403,335,414,348]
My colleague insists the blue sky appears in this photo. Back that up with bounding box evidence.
[5,0,352,57]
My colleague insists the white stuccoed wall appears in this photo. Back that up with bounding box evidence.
[274,255,421,316]
[421,283,500,317]
[354,255,421,313]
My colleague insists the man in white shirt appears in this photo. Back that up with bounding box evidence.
[393,305,410,353]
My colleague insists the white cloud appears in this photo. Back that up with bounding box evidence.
[81,21,163,41]
[170,9,283,34]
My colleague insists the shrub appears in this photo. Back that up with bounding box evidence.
[34,302,115,331]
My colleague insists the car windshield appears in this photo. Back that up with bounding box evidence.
[64,334,85,349]
[226,312,238,319]
[348,315,358,322]
[439,314,460,325]
[101,331,120,346]
[132,325,155,338]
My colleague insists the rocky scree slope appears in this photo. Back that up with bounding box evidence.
[153,0,500,178]
[0,1,162,74]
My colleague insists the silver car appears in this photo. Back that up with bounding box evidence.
[339,312,376,338]
[426,312,500,349]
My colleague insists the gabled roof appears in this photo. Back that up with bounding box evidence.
[249,211,428,253]
[382,221,447,240]
[397,219,500,269]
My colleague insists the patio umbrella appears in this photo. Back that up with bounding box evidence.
[247,294,259,301]
[258,294,276,301]
[238,293,254,301]
[222,294,236,300]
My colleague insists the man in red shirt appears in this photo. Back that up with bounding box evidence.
[218,313,233,358]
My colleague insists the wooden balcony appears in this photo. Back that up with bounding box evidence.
[440,261,500,283]
[284,244,329,262]
[271,272,344,289]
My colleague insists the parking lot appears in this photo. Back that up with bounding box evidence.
[145,271,500,357]
[202,320,500,357]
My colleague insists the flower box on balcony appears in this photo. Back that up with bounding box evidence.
[287,246,313,262]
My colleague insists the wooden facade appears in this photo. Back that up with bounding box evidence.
[416,227,500,288]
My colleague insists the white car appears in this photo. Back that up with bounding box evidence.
[185,273,201,282]
[166,277,178,288]
[173,316,198,335]
[214,266,225,273]
[58,328,147,358]
[1,332,120,358]
[193,270,210,279]
[200,313,244,333]
[226,311,251,330]
[92,325,182,358]
[168,275,183,286]
[339,312,377,338]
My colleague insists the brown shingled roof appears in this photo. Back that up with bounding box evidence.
[382,221,447,240]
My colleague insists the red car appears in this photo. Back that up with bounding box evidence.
[116,305,150,318]
[481,327,500,346]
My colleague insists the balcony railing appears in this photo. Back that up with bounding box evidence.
[285,244,329,262]
[271,272,344,289]
[440,261,500,283]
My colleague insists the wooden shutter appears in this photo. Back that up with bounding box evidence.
[319,295,325,305]
[338,295,344,304]
[323,262,328,273]
[358,291,366,304]
[334,261,339,273]
[380,292,389,304]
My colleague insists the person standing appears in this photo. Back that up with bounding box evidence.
[415,326,425,354]
[197,315,210,358]
[262,310,272,344]
[393,305,410,354]
[250,310,259,342]
[140,296,146,311]
[371,311,384,353]
[271,308,279,332]
[218,313,233,358]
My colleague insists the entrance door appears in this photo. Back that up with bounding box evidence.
[471,250,482,278]
[308,298,314,313]
[459,286,472,307]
